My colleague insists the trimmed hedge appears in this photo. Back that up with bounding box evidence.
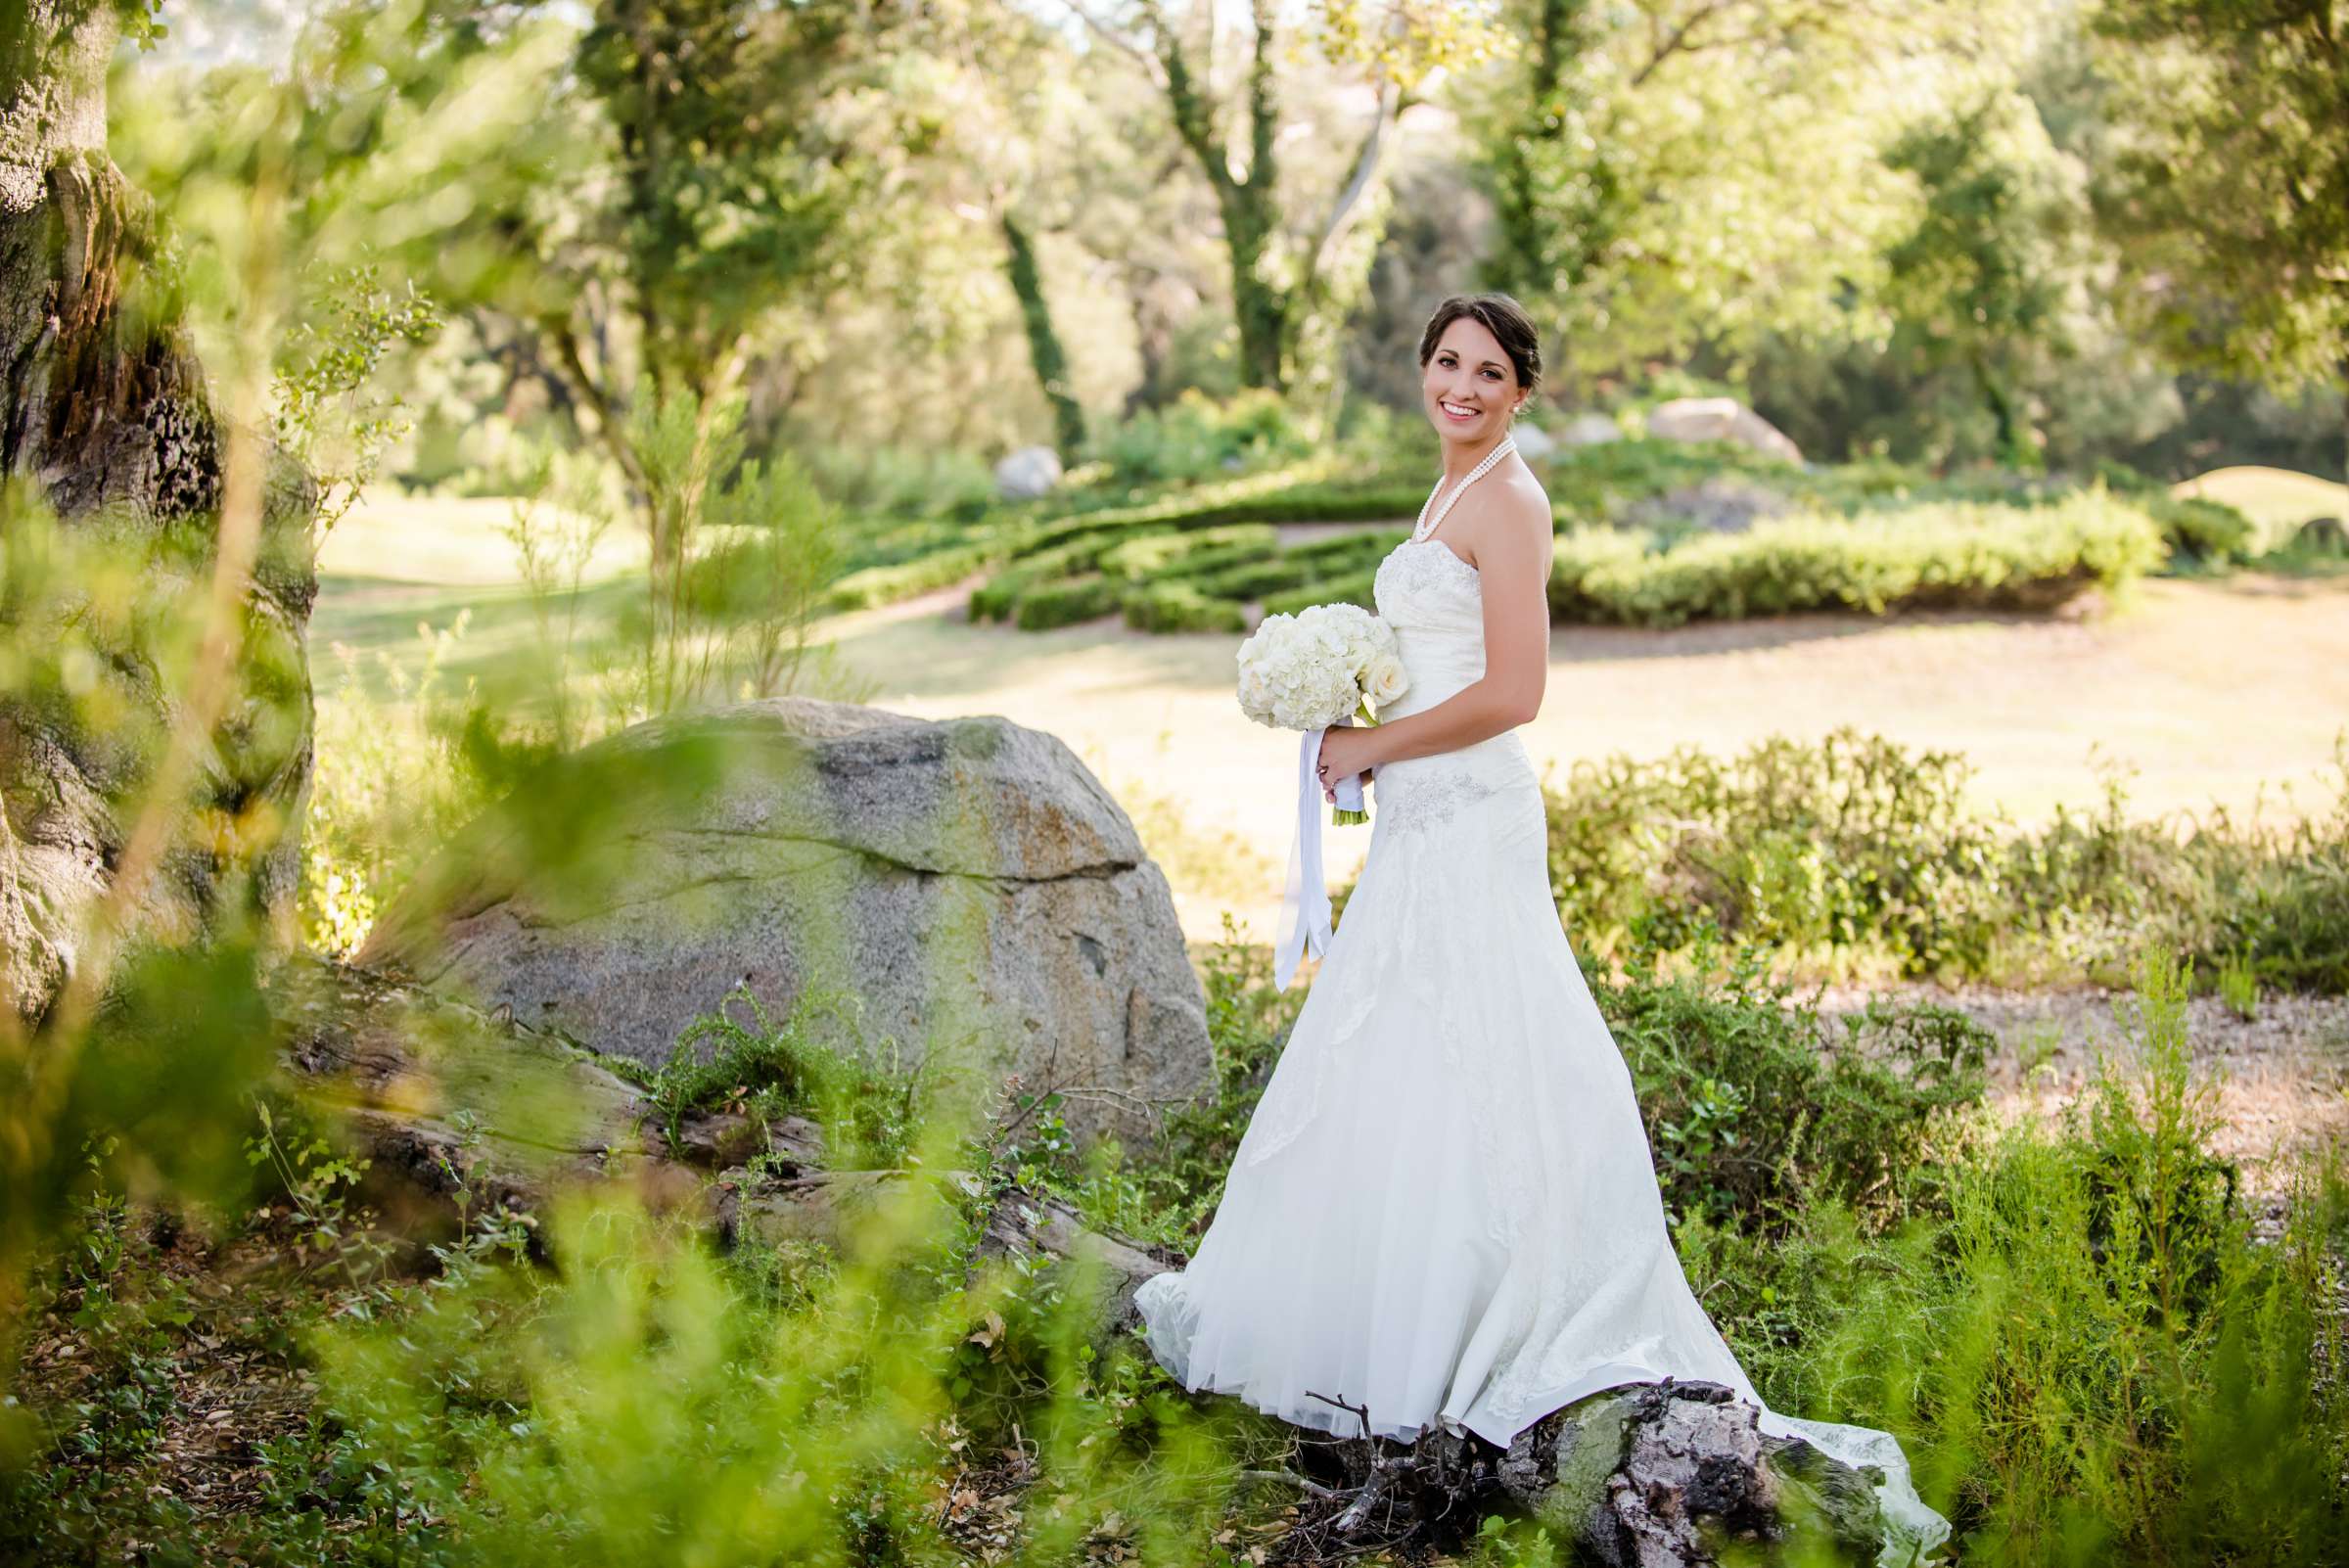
[1098,523,1278,581]
[1546,490,2165,627]
[1121,580,1249,633]
[1189,556,1315,600]
[969,526,1163,621]
[827,539,1003,611]
[1012,573,1122,630]
[835,451,2174,635]
[1264,569,1377,618]
[1281,526,1410,565]
[2146,494,2258,563]
[1157,537,1290,584]
[1014,460,1351,551]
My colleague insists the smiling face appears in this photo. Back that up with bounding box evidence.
[1421,315,1525,441]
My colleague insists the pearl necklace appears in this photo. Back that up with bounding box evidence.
[1414,436,1516,543]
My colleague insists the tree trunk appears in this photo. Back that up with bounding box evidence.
[1974,350,2025,469]
[1483,0,1586,299]
[1222,187,1286,392]
[1000,211,1085,463]
[1225,0,1286,393]
[0,4,318,1020]
[1156,0,1287,393]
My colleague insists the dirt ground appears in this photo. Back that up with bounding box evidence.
[1813,981,2349,1176]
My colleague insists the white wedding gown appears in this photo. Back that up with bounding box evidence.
[1132,535,1949,1562]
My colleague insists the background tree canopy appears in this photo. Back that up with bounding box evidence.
[112,0,2337,486]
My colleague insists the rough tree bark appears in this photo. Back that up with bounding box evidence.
[0,3,319,1020]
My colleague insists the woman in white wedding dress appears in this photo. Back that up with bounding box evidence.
[1130,294,1947,1558]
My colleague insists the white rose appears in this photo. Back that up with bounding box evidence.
[1364,652,1408,709]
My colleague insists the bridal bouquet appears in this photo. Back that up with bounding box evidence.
[1235,603,1407,825]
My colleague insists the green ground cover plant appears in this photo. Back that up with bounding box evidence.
[1539,728,2349,992]
[840,441,2298,639]
[1677,952,2349,1568]
[8,922,2344,1567]
[1544,488,2164,626]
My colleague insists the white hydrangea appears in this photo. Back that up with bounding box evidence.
[1234,602,1407,731]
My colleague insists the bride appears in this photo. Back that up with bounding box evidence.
[1130,293,1947,1555]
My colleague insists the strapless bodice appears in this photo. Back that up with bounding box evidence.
[1368,537,1536,829]
[1372,537,1490,718]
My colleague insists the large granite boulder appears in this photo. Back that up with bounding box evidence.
[1560,410,1625,446]
[1626,475,1794,535]
[358,698,1212,1154]
[1646,397,1804,465]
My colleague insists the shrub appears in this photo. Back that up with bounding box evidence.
[1262,569,1377,617]
[1546,489,2164,626]
[1280,526,1410,565]
[1683,952,2349,1568]
[1187,555,1314,601]
[1596,940,1991,1231]
[649,983,919,1172]
[806,440,999,519]
[1121,581,1248,634]
[1012,573,1121,629]
[1540,728,2349,992]
[1097,523,1277,581]
[1543,437,1802,525]
[1153,536,1288,584]
[969,532,1113,622]
[2145,493,2258,564]
[825,539,1003,610]
[1087,388,1313,484]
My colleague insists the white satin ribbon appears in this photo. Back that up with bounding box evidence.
[1273,721,1364,992]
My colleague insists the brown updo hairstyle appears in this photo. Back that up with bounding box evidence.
[1416,293,1543,399]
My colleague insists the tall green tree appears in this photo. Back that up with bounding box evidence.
[1064,0,1498,418]
[538,0,897,488]
[1001,209,1086,460]
[880,1,1102,462]
[2091,0,2349,482]
[1879,92,2091,468]
[1467,0,1996,397]
[0,0,547,1334]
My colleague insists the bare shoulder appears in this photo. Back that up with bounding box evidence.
[1465,461,1551,570]
[1496,459,1550,532]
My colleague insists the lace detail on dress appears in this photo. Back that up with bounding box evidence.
[1372,538,1480,612]
[1241,983,1381,1168]
[1376,768,1502,833]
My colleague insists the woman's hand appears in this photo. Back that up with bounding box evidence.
[1316,725,1381,803]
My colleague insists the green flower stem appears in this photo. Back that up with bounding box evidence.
[1330,703,1380,824]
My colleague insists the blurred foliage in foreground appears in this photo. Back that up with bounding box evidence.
[4,925,2347,1565]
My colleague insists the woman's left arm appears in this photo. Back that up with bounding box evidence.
[1334,493,1552,778]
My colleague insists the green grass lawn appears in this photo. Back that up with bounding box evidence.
[312,489,647,698]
